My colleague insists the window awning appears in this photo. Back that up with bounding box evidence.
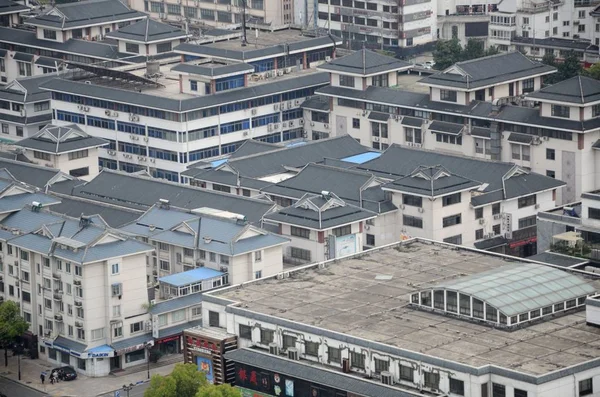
[35,57,61,68]
[429,121,464,135]
[111,333,153,355]
[507,132,533,144]
[367,111,389,122]
[13,52,34,63]
[52,336,87,355]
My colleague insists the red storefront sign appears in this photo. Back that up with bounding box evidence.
[157,334,180,344]
[509,236,537,249]
[186,336,218,353]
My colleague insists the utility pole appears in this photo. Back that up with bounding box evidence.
[241,0,247,46]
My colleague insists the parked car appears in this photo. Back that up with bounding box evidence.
[424,61,436,68]
[52,366,77,381]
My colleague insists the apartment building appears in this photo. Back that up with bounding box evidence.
[40,31,339,183]
[489,0,600,62]
[130,0,297,30]
[204,240,600,397]
[118,203,288,285]
[437,0,500,46]
[311,50,600,206]
[15,124,108,180]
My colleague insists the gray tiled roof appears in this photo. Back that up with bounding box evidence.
[527,252,587,268]
[318,49,412,75]
[16,124,109,153]
[2,209,64,233]
[175,35,342,61]
[47,194,142,228]
[221,135,366,178]
[300,95,330,111]
[226,349,416,397]
[0,159,67,188]
[229,140,280,159]
[368,111,389,121]
[471,126,491,138]
[384,165,481,197]
[26,0,145,29]
[69,170,275,223]
[40,72,329,112]
[184,169,272,190]
[158,319,202,338]
[53,237,153,264]
[512,36,600,52]
[526,75,600,104]
[400,116,423,127]
[419,52,556,90]
[171,62,253,77]
[0,0,29,15]
[150,293,202,315]
[428,120,464,135]
[105,18,187,43]
[0,192,60,214]
[356,145,564,206]
[35,57,62,68]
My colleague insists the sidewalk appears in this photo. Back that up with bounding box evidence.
[0,353,180,397]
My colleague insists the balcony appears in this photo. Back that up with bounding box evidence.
[518,0,564,13]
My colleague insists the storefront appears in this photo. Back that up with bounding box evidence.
[183,327,237,384]
[153,320,202,356]
[110,334,153,371]
[41,337,115,377]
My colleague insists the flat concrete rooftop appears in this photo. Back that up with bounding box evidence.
[205,29,321,51]
[216,240,600,375]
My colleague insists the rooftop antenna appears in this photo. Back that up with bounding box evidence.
[241,0,248,47]
[362,43,366,75]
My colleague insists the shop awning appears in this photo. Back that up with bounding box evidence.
[13,52,34,63]
[86,344,114,358]
[158,319,202,340]
[53,336,87,355]
[111,333,153,355]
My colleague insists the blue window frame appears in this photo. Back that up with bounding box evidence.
[252,113,279,128]
[87,116,115,130]
[221,141,244,155]
[56,110,85,124]
[148,127,178,142]
[152,168,179,182]
[119,161,145,173]
[99,158,117,170]
[257,132,281,143]
[282,108,303,121]
[250,59,274,72]
[148,148,178,162]
[118,142,146,156]
[117,121,145,135]
[190,80,198,91]
[283,128,302,141]
[215,75,244,92]
[220,120,250,135]
[220,101,249,114]
[188,146,219,162]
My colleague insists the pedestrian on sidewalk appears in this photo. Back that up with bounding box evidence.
[40,372,45,384]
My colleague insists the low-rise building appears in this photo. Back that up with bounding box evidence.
[203,239,600,397]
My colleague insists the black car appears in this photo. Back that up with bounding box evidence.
[51,366,77,381]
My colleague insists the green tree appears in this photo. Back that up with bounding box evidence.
[195,384,241,397]
[461,39,485,61]
[485,45,500,56]
[557,51,582,82]
[433,38,463,70]
[585,62,600,80]
[144,375,178,397]
[0,301,28,367]
[145,363,208,397]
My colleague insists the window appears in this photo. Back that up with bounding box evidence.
[522,78,534,93]
[546,170,555,178]
[518,195,536,208]
[492,383,506,397]
[546,148,555,160]
[254,270,262,279]
[76,307,84,318]
[440,90,457,102]
[403,194,422,207]
[305,341,319,357]
[290,226,310,239]
[34,151,51,161]
[156,42,172,53]
[332,225,351,237]
[326,346,341,363]
[399,364,413,381]
[446,291,457,312]
[594,104,600,118]
[374,357,388,373]
[20,250,29,261]
[424,371,439,389]
[34,101,50,112]
[260,328,274,344]
[171,309,185,322]
[339,75,355,87]
[192,306,202,317]
[475,207,483,219]
[75,265,82,277]
[290,247,311,261]
[130,321,144,333]
[443,214,462,228]
[111,263,119,275]
[372,74,388,87]
[209,252,216,262]
[283,334,296,349]
[1,124,7,134]
[459,293,470,315]
[44,298,52,309]
[220,255,229,265]
[366,234,375,246]
[492,203,500,215]
[442,192,461,206]
[111,283,122,297]
[551,105,570,118]
[208,311,219,327]
[403,215,423,229]
[239,324,252,339]
[125,43,139,53]
[68,149,88,160]
[450,378,465,396]
[112,305,121,317]
[352,118,360,129]
[514,389,527,397]
[482,383,489,397]
[91,328,104,340]
[18,62,31,77]
[43,29,57,40]
[350,351,365,369]
[190,80,198,91]
[160,260,170,271]
[579,378,593,396]
[589,208,600,220]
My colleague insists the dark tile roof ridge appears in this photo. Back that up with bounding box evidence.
[454,50,535,68]
[386,143,517,167]
[305,162,374,178]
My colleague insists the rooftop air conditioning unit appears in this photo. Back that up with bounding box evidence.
[324,124,330,129]
[381,371,393,385]
[268,343,279,355]
[287,347,299,360]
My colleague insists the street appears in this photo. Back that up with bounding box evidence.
[99,382,150,397]
[0,377,47,397]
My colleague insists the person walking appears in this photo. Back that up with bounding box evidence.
[40,372,45,384]
[49,372,54,385]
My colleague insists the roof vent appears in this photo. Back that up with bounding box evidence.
[159,198,170,209]
[149,225,156,232]
[203,236,212,244]
[321,190,330,198]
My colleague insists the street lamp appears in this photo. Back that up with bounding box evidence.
[144,342,152,380]
[123,383,135,397]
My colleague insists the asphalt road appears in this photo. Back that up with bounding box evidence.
[100,382,149,397]
[0,377,48,397]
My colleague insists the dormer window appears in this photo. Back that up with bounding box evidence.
[551,104,570,118]
[43,29,57,40]
[440,89,457,102]
[593,104,600,118]
[125,43,139,54]
[340,75,355,88]
[372,74,388,87]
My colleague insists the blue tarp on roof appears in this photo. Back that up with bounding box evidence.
[158,267,224,287]
[210,159,227,168]
[341,152,381,164]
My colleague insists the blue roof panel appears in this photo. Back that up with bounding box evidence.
[158,267,224,287]
[341,152,381,164]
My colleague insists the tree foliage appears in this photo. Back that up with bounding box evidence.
[195,384,241,397]
[433,39,502,70]
[585,62,600,80]
[145,363,211,397]
[542,51,582,84]
[0,301,28,344]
